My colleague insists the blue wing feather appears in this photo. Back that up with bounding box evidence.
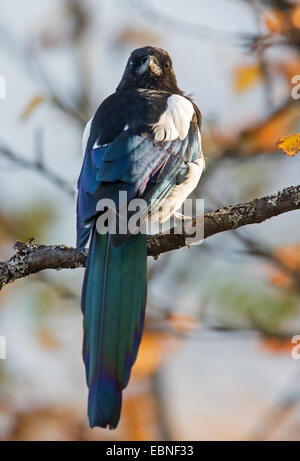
[77,122,201,250]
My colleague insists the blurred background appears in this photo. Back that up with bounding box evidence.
[0,0,300,441]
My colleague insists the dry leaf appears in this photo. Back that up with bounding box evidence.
[9,407,82,441]
[122,391,161,441]
[166,313,198,333]
[275,245,300,271]
[267,244,300,288]
[276,56,300,85]
[132,331,179,378]
[36,327,61,350]
[239,104,299,154]
[291,6,300,30]
[259,336,292,354]
[21,96,46,121]
[234,63,262,93]
[263,9,289,35]
[276,133,300,156]
[268,269,292,289]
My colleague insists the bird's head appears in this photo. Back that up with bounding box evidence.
[116,46,180,93]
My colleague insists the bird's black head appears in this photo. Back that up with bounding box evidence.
[116,46,181,93]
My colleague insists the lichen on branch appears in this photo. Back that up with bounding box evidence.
[0,184,299,290]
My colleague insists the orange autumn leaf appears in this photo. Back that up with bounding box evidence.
[291,6,300,30]
[260,336,293,354]
[9,407,84,441]
[276,133,300,156]
[21,96,46,121]
[263,8,289,35]
[269,270,292,289]
[240,104,299,154]
[122,392,161,441]
[132,331,179,378]
[253,111,296,153]
[166,313,199,333]
[268,244,300,289]
[36,327,61,350]
[275,245,300,271]
[276,56,300,85]
[234,63,262,93]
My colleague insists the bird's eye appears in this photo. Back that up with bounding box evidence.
[141,56,148,64]
[165,62,171,71]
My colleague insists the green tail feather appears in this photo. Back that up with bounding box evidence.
[82,229,147,428]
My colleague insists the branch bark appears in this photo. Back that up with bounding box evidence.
[0,185,299,290]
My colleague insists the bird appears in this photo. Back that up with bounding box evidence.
[77,46,205,429]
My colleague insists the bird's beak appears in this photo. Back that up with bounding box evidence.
[137,56,162,77]
[148,56,162,76]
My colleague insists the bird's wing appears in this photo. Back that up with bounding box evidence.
[77,90,203,250]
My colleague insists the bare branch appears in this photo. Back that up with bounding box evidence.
[0,143,75,198]
[0,185,299,290]
[233,232,300,291]
[0,241,87,290]
[148,184,300,256]
[132,0,259,47]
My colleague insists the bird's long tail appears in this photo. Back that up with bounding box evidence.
[81,228,147,428]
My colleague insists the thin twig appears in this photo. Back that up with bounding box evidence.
[131,0,260,47]
[0,143,75,198]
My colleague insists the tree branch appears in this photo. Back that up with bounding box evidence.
[0,143,75,198]
[133,0,259,47]
[0,185,299,290]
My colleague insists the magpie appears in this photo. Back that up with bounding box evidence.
[77,46,204,429]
